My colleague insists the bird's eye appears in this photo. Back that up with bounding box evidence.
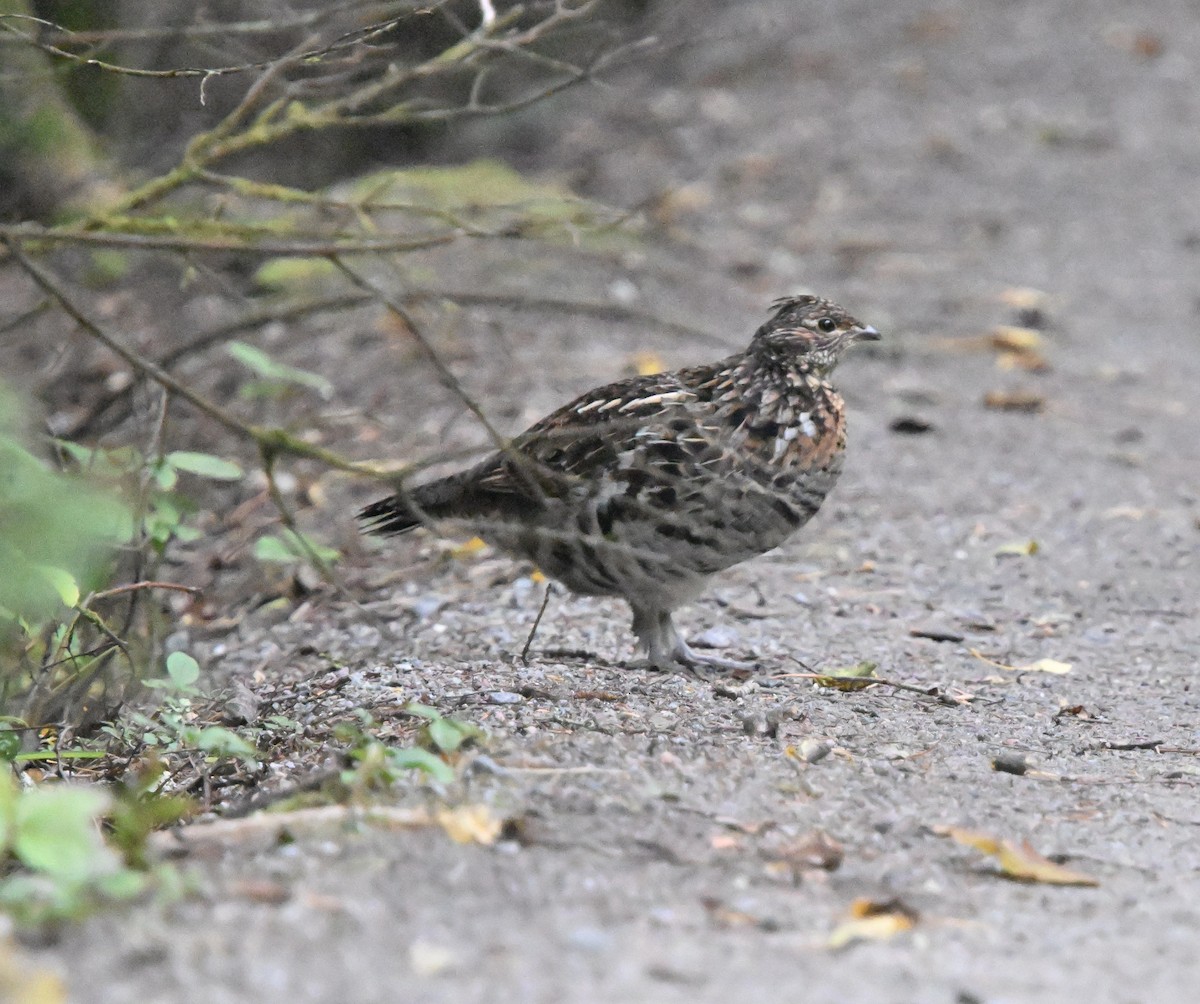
[817,317,837,333]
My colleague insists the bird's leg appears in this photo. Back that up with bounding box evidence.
[630,606,756,675]
[630,604,674,670]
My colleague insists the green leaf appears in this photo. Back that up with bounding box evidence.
[153,462,178,491]
[165,451,244,481]
[0,389,131,624]
[0,729,22,762]
[252,535,297,563]
[165,651,200,690]
[187,726,259,763]
[227,341,334,398]
[385,747,455,784]
[35,565,80,607]
[254,256,340,292]
[427,716,471,753]
[13,785,117,882]
[253,529,339,566]
[403,702,443,722]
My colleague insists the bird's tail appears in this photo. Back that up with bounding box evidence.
[357,493,422,535]
[357,469,490,536]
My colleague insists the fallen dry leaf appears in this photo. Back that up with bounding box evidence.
[990,324,1043,353]
[764,830,844,881]
[984,389,1045,412]
[933,826,1099,886]
[812,662,878,691]
[827,898,918,950]
[994,538,1039,557]
[968,649,1071,675]
[435,804,503,845]
[0,936,67,1004]
[989,326,1049,370]
[448,536,489,560]
[1019,658,1072,675]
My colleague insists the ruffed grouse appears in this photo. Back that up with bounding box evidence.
[360,295,879,671]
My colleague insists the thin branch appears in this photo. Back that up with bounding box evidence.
[87,580,200,594]
[331,258,511,453]
[60,288,728,440]
[1,236,381,477]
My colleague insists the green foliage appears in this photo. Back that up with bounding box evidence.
[336,705,484,792]
[0,770,148,925]
[83,248,129,287]
[253,528,339,567]
[227,341,334,400]
[404,702,484,755]
[253,256,341,292]
[117,651,259,766]
[55,439,242,551]
[0,386,129,631]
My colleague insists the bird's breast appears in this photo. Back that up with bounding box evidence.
[740,386,847,473]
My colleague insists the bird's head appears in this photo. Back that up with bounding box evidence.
[752,294,880,372]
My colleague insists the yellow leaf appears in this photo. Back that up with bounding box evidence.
[0,937,66,1004]
[827,898,917,949]
[435,805,502,845]
[933,826,1098,886]
[983,390,1045,412]
[989,325,1044,353]
[530,569,547,584]
[971,650,1073,675]
[448,537,488,560]
[994,539,1039,557]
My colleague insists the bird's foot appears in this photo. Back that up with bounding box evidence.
[671,638,757,677]
[632,608,757,680]
[637,640,757,682]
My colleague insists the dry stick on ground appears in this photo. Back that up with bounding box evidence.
[521,583,556,663]
[775,671,972,707]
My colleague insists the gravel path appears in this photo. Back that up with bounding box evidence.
[31,1,1200,1000]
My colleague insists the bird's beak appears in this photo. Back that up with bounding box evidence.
[852,324,881,342]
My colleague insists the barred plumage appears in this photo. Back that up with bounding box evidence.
[360,294,880,672]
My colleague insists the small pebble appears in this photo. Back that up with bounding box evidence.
[410,596,444,619]
[798,739,832,764]
[691,625,739,649]
[487,691,523,705]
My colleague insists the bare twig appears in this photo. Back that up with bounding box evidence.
[331,257,511,453]
[2,235,381,477]
[0,221,458,257]
[87,581,202,601]
[776,671,972,707]
[521,582,555,663]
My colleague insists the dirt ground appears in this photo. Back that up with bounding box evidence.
[23,0,1200,1000]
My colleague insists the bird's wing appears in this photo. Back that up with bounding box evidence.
[471,369,716,496]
